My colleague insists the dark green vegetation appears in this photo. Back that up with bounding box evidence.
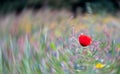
[0,0,119,15]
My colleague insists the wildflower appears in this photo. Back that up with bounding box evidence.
[78,33,92,47]
[19,18,32,34]
[74,63,86,70]
[95,63,105,69]
[103,18,110,23]
[25,24,32,34]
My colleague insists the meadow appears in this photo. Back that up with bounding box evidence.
[0,9,120,74]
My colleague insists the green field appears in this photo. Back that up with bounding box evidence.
[0,9,120,74]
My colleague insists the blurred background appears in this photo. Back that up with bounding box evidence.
[0,0,120,74]
[0,0,120,15]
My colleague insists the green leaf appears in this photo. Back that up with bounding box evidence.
[117,43,120,48]
[50,42,57,51]
[88,50,92,56]
[111,40,116,57]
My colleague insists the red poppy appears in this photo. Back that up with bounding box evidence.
[78,34,92,47]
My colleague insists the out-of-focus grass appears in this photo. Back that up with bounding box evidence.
[0,9,120,74]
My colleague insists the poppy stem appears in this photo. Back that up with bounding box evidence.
[80,47,88,54]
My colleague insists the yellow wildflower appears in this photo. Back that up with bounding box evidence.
[25,23,32,33]
[95,63,105,69]
[19,16,32,34]
[103,17,112,24]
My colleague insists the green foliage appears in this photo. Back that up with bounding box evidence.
[50,42,57,51]
[1,9,120,74]
[0,0,118,14]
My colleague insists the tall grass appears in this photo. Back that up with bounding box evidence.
[0,9,120,74]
